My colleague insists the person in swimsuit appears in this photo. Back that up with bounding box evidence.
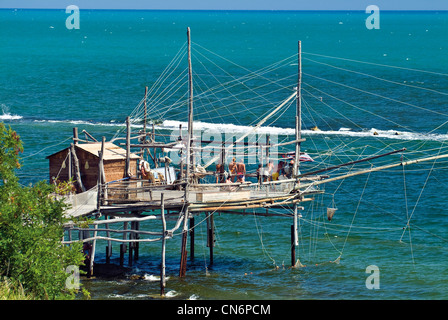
[228,157,237,182]
[236,159,246,182]
[215,162,225,183]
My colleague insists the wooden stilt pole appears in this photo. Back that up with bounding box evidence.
[160,193,166,296]
[120,222,128,267]
[291,224,296,267]
[73,127,78,145]
[68,149,72,181]
[105,215,111,264]
[90,224,98,277]
[134,221,140,261]
[189,216,195,260]
[206,212,215,266]
[128,221,134,266]
[292,203,299,267]
[97,137,105,212]
[179,26,193,279]
[179,211,189,278]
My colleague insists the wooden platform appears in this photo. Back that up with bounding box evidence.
[196,190,251,203]
[62,182,322,219]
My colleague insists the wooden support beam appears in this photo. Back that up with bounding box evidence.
[160,193,166,297]
[298,148,406,178]
[70,143,85,192]
[73,127,78,145]
[81,129,98,142]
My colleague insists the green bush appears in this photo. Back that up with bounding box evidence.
[0,123,86,299]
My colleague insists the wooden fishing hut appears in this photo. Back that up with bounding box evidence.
[57,28,311,296]
[47,129,141,192]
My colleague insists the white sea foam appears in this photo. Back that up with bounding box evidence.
[165,290,178,298]
[0,113,23,120]
[159,119,448,142]
[160,119,295,135]
[33,119,122,127]
[142,274,170,282]
[28,117,448,142]
[0,104,23,120]
[303,127,448,142]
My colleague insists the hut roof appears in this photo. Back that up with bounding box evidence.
[47,142,141,161]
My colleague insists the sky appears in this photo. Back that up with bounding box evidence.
[0,0,447,10]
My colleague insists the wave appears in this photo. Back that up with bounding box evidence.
[9,115,447,142]
[159,119,448,142]
[0,104,23,120]
[303,127,448,141]
[160,119,295,135]
[33,119,125,127]
[0,113,23,120]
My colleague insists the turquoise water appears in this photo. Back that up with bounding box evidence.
[1,9,447,300]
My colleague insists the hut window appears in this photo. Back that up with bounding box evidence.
[84,160,89,170]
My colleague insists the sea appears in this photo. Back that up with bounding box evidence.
[0,9,447,302]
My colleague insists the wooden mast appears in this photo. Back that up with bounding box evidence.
[179,27,193,277]
[292,40,302,267]
[186,27,194,182]
[144,86,148,136]
[294,40,302,177]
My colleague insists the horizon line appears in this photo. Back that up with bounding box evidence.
[1,8,447,12]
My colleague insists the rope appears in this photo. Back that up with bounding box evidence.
[302,51,448,77]
[339,166,372,260]
[303,56,448,96]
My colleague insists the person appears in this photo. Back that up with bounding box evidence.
[256,164,262,183]
[285,159,295,178]
[82,242,92,266]
[215,162,225,183]
[228,157,237,182]
[278,161,285,176]
[261,160,274,182]
[267,160,274,181]
[236,159,246,182]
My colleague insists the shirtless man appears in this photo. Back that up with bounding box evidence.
[228,157,237,182]
[236,159,246,182]
[215,163,225,183]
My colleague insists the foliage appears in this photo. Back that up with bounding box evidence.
[53,177,76,195]
[0,277,33,300]
[0,123,86,299]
